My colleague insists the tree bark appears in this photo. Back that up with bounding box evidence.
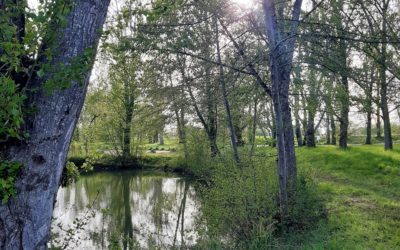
[0,0,110,248]
[122,104,133,159]
[331,113,337,145]
[339,75,349,149]
[326,115,331,144]
[366,110,372,145]
[376,108,382,138]
[263,0,302,217]
[365,72,373,145]
[250,99,258,153]
[294,94,303,147]
[379,1,393,150]
[305,111,316,147]
[179,56,220,157]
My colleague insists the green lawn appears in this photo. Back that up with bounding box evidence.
[289,145,400,249]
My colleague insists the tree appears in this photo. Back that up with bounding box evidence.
[0,0,110,248]
[215,17,240,163]
[262,0,303,217]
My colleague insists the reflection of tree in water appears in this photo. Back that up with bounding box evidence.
[173,181,189,248]
[52,171,200,249]
[122,174,133,250]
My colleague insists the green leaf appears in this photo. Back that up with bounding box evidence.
[37,69,45,78]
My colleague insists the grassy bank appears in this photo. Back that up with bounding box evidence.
[289,145,400,249]
[68,137,187,172]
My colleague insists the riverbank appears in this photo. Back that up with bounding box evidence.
[67,144,400,248]
[68,152,194,177]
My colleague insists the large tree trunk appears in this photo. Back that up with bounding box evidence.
[332,1,349,149]
[263,0,302,217]
[0,0,110,248]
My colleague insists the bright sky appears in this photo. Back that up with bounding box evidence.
[231,0,256,8]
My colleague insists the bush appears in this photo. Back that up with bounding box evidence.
[198,155,278,248]
[195,153,326,249]
[285,175,327,231]
[184,129,215,177]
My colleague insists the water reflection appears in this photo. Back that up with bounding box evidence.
[50,170,200,249]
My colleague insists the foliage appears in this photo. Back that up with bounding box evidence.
[192,146,326,249]
[184,129,216,177]
[42,47,96,94]
[61,158,95,187]
[61,161,80,186]
[0,78,26,141]
[0,160,23,204]
[286,175,327,231]
[199,155,278,248]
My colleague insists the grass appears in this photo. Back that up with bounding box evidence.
[144,136,181,151]
[286,145,400,249]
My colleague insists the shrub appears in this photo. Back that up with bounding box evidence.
[196,153,326,249]
[198,155,278,248]
[184,129,215,177]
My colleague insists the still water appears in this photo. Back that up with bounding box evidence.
[50,170,201,249]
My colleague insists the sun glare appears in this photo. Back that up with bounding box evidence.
[231,0,255,8]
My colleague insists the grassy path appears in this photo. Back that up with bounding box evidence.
[291,145,400,249]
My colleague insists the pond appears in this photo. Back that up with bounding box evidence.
[50,170,202,249]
